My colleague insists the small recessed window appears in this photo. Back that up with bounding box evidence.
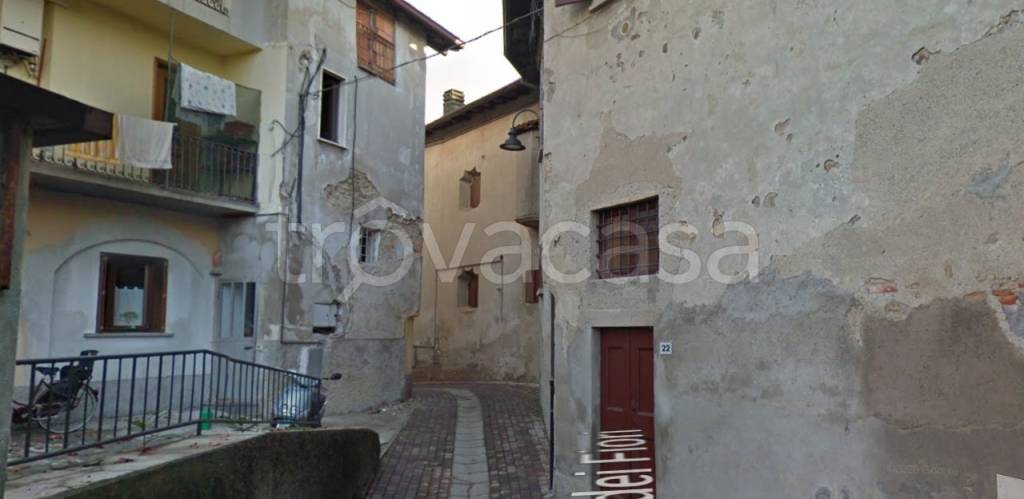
[595,198,660,279]
[319,70,345,144]
[98,253,168,333]
[460,170,481,209]
[458,269,479,309]
[359,227,382,264]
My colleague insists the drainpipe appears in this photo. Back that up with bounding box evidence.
[548,290,556,491]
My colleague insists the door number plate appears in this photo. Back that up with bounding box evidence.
[659,342,673,355]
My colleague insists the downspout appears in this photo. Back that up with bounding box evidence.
[548,291,556,491]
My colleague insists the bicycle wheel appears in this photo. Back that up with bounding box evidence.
[36,389,99,434]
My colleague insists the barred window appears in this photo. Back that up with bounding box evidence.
[596,198,659,279]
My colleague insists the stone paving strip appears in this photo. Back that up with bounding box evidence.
[445,389,490,499]
[366,383,549,498]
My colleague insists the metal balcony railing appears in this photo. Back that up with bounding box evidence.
[33,119,257,204]
[9,350,324,466]
[195,0,229,14]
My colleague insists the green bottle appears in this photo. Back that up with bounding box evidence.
[200,407,213,430]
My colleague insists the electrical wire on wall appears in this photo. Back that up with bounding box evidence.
[262,3,602,348]
[277,47,328,347]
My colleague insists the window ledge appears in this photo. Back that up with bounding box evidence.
[85,332,175,339]
[595,274,658,284]
[317,137,348,151]
[459,307,478,313]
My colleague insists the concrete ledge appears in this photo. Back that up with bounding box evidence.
[63,429,380,499]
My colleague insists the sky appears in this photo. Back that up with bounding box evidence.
[407,0,521,123]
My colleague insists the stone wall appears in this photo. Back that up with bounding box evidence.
[541,1,1024,497]
[68,430,380,499]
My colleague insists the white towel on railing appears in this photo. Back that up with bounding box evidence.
[116,115,175,170]
[180,63,237,116]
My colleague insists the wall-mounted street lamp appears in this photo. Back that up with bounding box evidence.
[499,109,540,152]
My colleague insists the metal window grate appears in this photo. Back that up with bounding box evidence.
[596,198,659,278]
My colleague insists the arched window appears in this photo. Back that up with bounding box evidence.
[460,170,481,209]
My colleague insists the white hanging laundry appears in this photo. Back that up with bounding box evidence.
[116,115,176,170]
[180,63,237,116]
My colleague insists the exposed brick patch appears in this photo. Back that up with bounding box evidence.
[993,289,1019,305]
[366,389,457,498]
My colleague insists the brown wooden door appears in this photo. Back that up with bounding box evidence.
[600,328,656,492]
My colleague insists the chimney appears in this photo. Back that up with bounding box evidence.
[443,89,465,115]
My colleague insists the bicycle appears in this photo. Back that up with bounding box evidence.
[11,350,100,434]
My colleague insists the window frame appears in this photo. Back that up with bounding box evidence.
[594,197,660,279]
[219,281,258,340]
[359,227,382,264]
[96,253,169,334]
[318,69,347,147]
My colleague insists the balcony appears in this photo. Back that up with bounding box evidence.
[87,0,269,56]
[32,118,258,216]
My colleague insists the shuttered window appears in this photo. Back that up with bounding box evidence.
[357,2,396,83]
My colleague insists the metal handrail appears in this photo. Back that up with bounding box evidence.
[9,350,323,466]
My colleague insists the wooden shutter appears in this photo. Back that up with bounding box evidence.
[152,60,168,121]
[469,174,481,208]
[468,273,479,308]
[525,269,541,304]
[374,9,395,42]
[146,259,168,332]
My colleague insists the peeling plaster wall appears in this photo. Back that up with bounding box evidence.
[414,106,542,383]
[542,1,1024,497]
[247,0,429,414]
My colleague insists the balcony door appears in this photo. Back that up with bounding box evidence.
[217,282,256,361]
